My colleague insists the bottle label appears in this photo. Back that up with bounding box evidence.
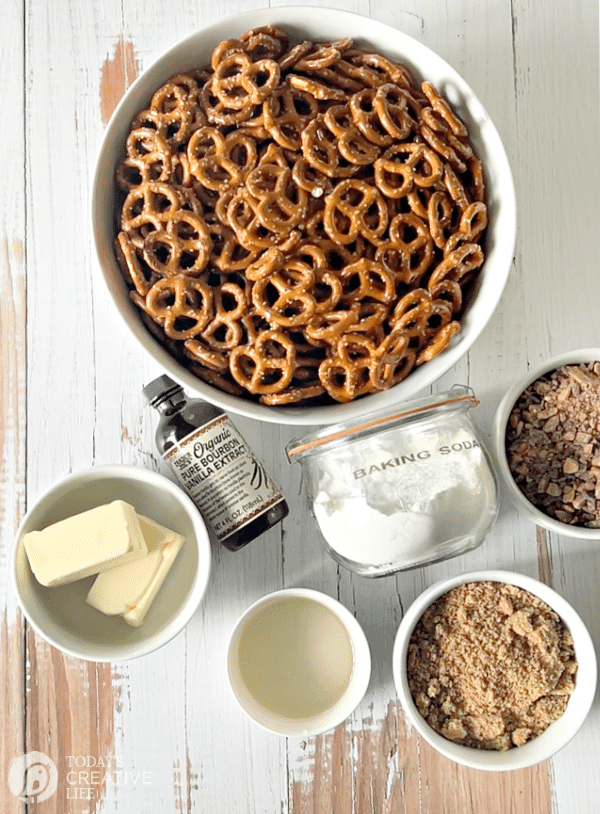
[164,414,284,541]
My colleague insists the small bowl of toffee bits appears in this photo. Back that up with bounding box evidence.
[393,571,597,771]
[494,350,600,537]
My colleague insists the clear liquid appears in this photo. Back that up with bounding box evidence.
[237,596,355,719]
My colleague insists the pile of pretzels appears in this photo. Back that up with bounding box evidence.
[115,26,487,405]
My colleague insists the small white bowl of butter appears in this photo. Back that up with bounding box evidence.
[12,465,211,661]
[227,588,371,737]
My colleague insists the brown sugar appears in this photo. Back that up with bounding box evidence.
[407,582,577,750]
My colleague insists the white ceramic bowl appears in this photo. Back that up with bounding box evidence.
[92,6,516,426]
[494,349,600,539]
[393,570,597,771]
[227,588,371,736]
[12,465,212,662]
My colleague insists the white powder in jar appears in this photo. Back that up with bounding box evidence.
[311,426,497,571]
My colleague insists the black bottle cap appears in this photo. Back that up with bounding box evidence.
[142,374,183,407]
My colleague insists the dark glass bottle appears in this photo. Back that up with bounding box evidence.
[143,375,289,551]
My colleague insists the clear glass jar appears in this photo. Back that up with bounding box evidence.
[286,387,498,577]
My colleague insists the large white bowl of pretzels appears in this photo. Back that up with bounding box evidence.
[92,7,516,425]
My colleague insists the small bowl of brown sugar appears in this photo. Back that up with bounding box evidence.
[494,349,600,537]
[393,570,596,770]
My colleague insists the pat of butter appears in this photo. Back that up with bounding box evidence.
[86,515,185,627]
[22,500,148,587]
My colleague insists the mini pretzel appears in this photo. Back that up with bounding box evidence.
[443,201,487,255]
[288,73,347,101]
[116,233,158,296]
[428,190,457,250]
[420,109,473,174]
[116,128,173,190]
[344,300,389,333]
[147,77,205,145]
[226,188,278,251]
[291,157,333,197]
[142,210,212,277]
[244,162,309,233]
[259,383,325,405]
[212,51,280,109]
[443,164,470,211]
[415,320,461,365]
[251,259,316,327]
[324,179,388,244]
[184,338,229,372]
[373,329,416,388]
[318,334,379,403]
[427,243,485,290]
[211,38,245,70]
[124,126,172,162]
[391,288,435,348]
[187,127,257,192]
[145,275,212,340]
[468,156,486,203]
[348,88,393,147]
[200,80,256,127]
[374,143,443,199]
[421,81,468,138]
[305,305,360,345]
[372,84,414,140]
[239,26,290,61]
[201,281,248,350]
[207,221,260,273]
[278,41,314,72]
[120,181,182,249]
[293,42,345,72]
[308,64,365,94]
[376,212,434,283]
[263,84,318,151]
[340,258,396,304]
[313,268,343,313]
[229,330,296,394]
[323,105,380,165]
[244,247,284,281]
[301,116,359,178]
[344,50,412,88]
[130,107,190,149]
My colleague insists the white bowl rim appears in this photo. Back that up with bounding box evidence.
[91,5,517,426]
[227,586,371,737]
[392,569,597,771]
[493,348,600,539]
[11,464,212,663]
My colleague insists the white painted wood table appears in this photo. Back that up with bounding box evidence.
[2,0,599,811]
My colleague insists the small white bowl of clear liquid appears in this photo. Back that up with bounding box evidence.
[227,588,371,737]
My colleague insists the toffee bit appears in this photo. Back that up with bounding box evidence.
[505,363,600,526]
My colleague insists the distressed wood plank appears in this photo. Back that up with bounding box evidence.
[22,2,125,811]
[1,1,26,812]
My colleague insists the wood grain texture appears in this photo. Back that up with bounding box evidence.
[3,0,600,810]
[99,36,139,126]
[291,703,552,814]
[1,1,26,812]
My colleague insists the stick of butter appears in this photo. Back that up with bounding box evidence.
[22,500,148,587]
[86,515,185,627]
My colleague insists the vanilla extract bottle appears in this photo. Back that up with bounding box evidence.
[143,374,289,551]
